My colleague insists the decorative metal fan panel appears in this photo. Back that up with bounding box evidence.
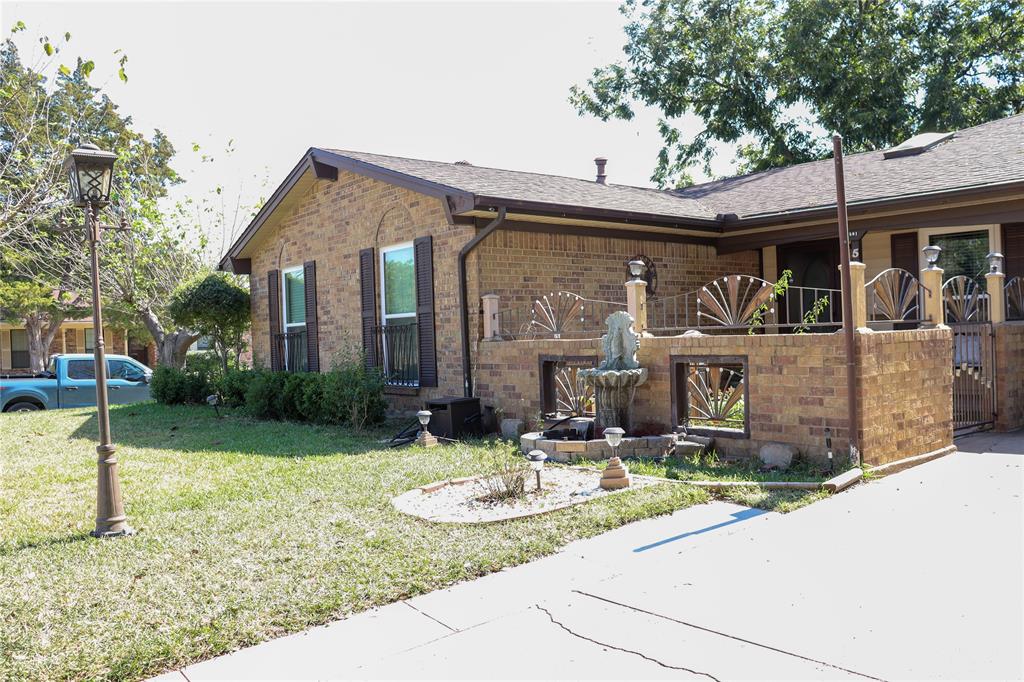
[942,275,985,323]
[687,364,745,428]
[697,275,774,327]
[867,268,920,321]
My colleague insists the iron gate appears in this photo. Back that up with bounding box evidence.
[943,276,996,432]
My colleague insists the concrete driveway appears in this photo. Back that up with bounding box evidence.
[159,433,1024,681]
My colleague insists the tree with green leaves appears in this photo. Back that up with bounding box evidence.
[571,0,1024,187]
[168,272,251,374]
[1,22,205,368]
[0,280,88,372]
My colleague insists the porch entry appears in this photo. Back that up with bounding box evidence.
[776,239,842,329]
[943,272,997,433]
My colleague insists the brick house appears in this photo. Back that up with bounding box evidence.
[0,320,156,375]
[220,113,1024,465]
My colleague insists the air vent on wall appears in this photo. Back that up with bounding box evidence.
[883,131,954,159]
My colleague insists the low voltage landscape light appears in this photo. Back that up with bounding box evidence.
[415,410,438,448]
[527,449,547,491]
[603,426,625,451]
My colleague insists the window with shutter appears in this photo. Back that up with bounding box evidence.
[267,270,282,371]
[890,233,918,275]
[281,266,308,372]
[359,248,378,369]
[1003,224,1024,279]
[414,236,437,388]
[380,243,418,386]
[304,261,319,373]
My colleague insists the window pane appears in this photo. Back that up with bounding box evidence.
[930,231,988,281]
[85,328,95,351]
[383,317,418,384]
[68,359,95,379]
[10,329,27,351]
[383,246,415,316]
[284,270,306,325]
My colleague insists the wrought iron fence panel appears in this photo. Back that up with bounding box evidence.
[370,322,418,386]
[950,322,996,432]
[273,330,308,373]
[942,275,989,323]
[1006,276,1024,321]
[697,275,776,327]
[492,291,626,340]
[865,268,927,326]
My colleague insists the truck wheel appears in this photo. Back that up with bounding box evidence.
[6,401,41,412]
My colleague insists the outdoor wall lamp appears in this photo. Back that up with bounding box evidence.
[415,410,438,448]
[987,252,1005,275]
[527,449,547,491]
[628,259,646,281]
[65,142,133,538]
[922,244,942,268]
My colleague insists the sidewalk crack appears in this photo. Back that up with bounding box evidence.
[535,605,721,681]
[402,600,458,633]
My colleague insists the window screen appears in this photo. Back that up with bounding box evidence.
[284,269,305,326]
[930,231,988,281]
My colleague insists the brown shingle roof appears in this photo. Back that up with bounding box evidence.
[321,149,719,221]
[671,112,1024,219]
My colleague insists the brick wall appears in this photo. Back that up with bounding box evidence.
[477,230,760,310]
[247,169,477,408]
[994,322,1024,431]
[477,327,953,466]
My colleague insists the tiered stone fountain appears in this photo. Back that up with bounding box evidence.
[521,311,672,462]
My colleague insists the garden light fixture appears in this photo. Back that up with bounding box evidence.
[987,252,1005,275]
[628,259,646,281]
[527,449,547,491]
[65,143,133,538]
[603,426,625,450]
[415,410,438,448]
[66,143,117,208]
[923,244,942,268]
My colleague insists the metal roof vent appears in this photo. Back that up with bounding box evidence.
[883,131,954,159]
[454,160,473,165]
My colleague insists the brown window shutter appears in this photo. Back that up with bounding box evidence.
[890,233,918,275]
[359,248,378,368]
[414,236,438,387]
[267,270,282,371]
[303,260,319,373]
[1002,224,1024,279]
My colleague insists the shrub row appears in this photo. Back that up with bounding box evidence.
[151,353,387,428]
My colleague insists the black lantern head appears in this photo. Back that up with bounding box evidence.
[66,143,117,208]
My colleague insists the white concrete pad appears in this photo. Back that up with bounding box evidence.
[353,605,691,680]
[583,451,1024,681]
[181,601,451,680]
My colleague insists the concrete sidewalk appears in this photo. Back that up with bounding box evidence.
[157,434,1024,681]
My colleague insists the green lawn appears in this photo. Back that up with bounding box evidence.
[586,452,832,513]
[0,403,709,681]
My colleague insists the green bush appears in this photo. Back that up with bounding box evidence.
[321,352,387,428]
[280,373,314,422]
[217,369,258,407]
[150,365,214,405]
[244,371,287,420]
[297,373,327,423]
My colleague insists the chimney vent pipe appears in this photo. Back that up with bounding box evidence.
[594,157,607,184]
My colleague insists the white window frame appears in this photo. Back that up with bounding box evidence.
[281,265,306,370]
[379,242,416,325]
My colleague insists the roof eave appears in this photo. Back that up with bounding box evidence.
[470,195,722,232]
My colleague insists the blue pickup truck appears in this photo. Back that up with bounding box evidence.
[1,354,152,412]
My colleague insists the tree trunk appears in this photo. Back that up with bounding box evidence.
[139,307,198,369]
[23,312,64,373]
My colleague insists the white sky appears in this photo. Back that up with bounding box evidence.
[5,1,739,251]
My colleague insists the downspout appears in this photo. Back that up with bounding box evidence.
[458,207,507,397]
[832,135,861,467]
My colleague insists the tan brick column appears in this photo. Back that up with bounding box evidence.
[626,279,647,333]
[846,262,867,329]
[987,271,1006,323]
[481,294,500,339]
[921,265,945,326]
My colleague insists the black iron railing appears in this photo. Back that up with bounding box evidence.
[273,329,308,372]
[370,322,419,386]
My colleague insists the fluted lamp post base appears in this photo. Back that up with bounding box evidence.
[89,443,135,537]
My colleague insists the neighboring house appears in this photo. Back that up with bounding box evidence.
[220,113,1024,466]
[0,320,156,374]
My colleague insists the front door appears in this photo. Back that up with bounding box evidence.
[777,239,842,329]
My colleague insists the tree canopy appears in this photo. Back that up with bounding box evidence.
[168,272,250,373]
[571,0,1024,187]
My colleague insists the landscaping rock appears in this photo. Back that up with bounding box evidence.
[686,434,715,448]
[501,418,525,440]
[675,440,705,459]
[759,442,798,469]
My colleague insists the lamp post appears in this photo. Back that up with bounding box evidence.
[65,143,133,538]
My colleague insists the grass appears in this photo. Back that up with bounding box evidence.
[0,403,709,681]
[584,451,832,513]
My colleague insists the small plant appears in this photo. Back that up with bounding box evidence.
[794,296,830,334]
[477,449,530,502]
[748,269,792,334]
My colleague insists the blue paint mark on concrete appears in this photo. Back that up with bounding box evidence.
[632,508,768,553]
